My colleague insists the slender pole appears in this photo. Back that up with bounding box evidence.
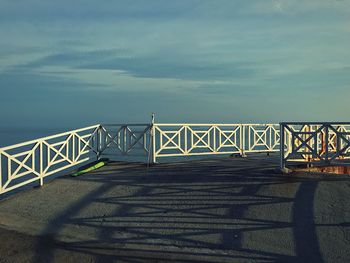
[280,123,285,171]
[0,151,3,194]
[150,113,156,164]
[123,125,127,154]
[325,124,329,163]
[39,141,44,186]
[213,125,216,153]
[240,124,246,157]
[96,125,102,160]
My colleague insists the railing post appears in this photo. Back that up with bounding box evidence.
[240,124,246,157]
[96,125,102,160]
[0,151,3,194]
[123,125,127,155]
[213,125,216,153]
[280,123,286,171]
[150,113,157,164]
[39,141,44,186]
[184,125,188,155]
[305,125,311,164]
[325,124,329,164]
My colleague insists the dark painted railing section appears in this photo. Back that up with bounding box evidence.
[280,122,350,170]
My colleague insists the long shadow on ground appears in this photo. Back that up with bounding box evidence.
[30,156,350,263]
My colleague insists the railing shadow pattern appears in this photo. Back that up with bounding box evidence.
[29,157,350,262]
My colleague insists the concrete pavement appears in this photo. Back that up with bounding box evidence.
[0,154,349,262]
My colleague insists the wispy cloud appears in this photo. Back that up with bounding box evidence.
[248,0,350,15]
[0,0,349,126]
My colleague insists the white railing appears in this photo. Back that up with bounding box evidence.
[280,122,350,169]
[0,122,281,195]
[0,123,153,195]
[152,123,280,161]
[6,121,350,196]
[0,125,100,195]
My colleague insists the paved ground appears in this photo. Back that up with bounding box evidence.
[0,154,349,263]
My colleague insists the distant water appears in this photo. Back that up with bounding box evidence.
[0,127,69,148]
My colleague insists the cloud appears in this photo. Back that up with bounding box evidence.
[0,44,43,58]
[19,49,125,69]
[249,0,350,15]
[15,43,257,81]
[0,0,200,23]
[0,0,350,127]
[0,70,107,96]
[79,55,256,81]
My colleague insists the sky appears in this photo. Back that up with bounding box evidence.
[0,0,350,128]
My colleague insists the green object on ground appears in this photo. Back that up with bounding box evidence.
[71,159,108,177]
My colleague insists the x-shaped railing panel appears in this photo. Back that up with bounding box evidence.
[216,126,240,151]
[187,126,215,153]
[153,124,280,158]
[246,125,280,152]
[99,125,151,156]
[280,123,350,169]
[0,125,100,195]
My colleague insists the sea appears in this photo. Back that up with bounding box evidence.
[0,127,68,148]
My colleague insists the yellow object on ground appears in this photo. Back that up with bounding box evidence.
[71,159,108,177]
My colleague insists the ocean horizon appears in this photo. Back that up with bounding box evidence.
[0,127,74,148]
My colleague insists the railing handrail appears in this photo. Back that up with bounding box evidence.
[101,123,151,127]
[154,123,278,126]
[0,124,101,151]
[280,122,350,125]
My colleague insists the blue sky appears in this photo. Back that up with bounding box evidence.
[0,0,349,128]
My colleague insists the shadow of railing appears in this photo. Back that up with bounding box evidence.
[32,157,350,262]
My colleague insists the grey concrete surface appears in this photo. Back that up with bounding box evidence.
[0,154,349,263]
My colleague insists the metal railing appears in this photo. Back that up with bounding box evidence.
[280,122,350,169]
[98,124,151,157]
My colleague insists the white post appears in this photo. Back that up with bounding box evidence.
[280,123,286,171]
[240,124,246,157]
[0,151,3,194]
[150,113,157,164]
[39,141,44,186]
[123,125,127,154]
[96,125,102,160]
[213,125,216,153]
